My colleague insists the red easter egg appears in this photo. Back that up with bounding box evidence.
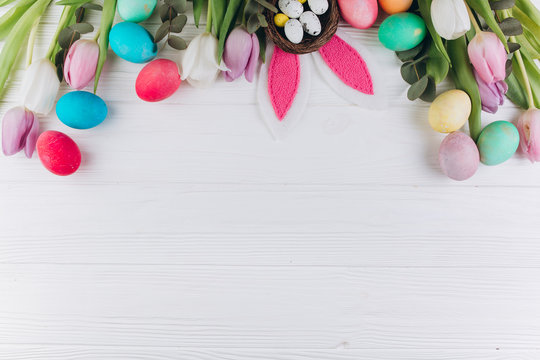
[37,131,81,176]
[338,0,378,29]
[136,59,181,102]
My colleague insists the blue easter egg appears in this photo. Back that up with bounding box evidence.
[378,13,426,51]
[477,121,519,165]
[56,91,108,130]
[118,0,157,23]
[109,22,157,63]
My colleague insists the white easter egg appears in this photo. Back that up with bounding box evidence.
[308,0,328,14]
[299,11,321,35]
[284,19,304,43]
[278,0,304,18]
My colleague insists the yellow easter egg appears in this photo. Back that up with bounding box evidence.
[429,89,471,133]
[274,13,289,27]
[379,0,413,14]
[298,0,307,4]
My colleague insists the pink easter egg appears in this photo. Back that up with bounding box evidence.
[439,132,479,181]
[337,0,378,29]
[136,59,181,102]
[37,131,81,176]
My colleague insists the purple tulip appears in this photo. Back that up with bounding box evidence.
[516,108,540,162]
[64,39,99,90]
[473,69,507,113]
[2,107,39,158]
[467,32,507,84]
[222,27,259,82]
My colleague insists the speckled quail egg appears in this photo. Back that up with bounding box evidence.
[278,0,304,18]
[284,19,304,43]
[308,0,328,15]
[299,11,321,35]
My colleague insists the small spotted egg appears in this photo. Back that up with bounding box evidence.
[308,0,328,15]
[284,19,304,44]
[278,0,304,18]
[299,11,321,36]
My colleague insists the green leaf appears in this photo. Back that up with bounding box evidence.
[494,17,523,36]
[193,0,203,26]
[247,13,260,33]
[407,75,429,100]
[94,0,117,93]
[512,6,540,44]
[419,76,436,102]
[168,35,187,49]
[466,0,508,51]
[166,0,187,12]
[217,0,244,61]
[256,28,266,62]
[82,3,102,10]
[212,0,227,34]
[0,0,18,6]
[257,12,268,27]
[395,43,424,62]
[417,0,451,65]
[69,21,93,33]
[426,39,449,84]
[505,72,530,109]
[55,0,92,5]
[508,42,521,53]
[0,0,36,40]
[58,27,80,48]
[254,0,278,12]
[154,21,170,43]
[400,61,426,85]
[75,6,85,22]
[159,4,177,21]
[490,0,515,9]
[170,14,187,32]
[515,0,540,26]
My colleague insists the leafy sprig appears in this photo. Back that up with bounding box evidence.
[154,0,188,50]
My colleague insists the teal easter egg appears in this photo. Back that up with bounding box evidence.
[378,13,426,51]
[477,121,519,165]
[118,0,157,23]
[56,91,108,130]
[109,22,157,63]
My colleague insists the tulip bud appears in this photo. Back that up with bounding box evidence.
[2,107,39,158]
[223,27,260,82]
[181,33,228,88]
[64,39,99,90]
[516,108,540,162]
[473,69,507,113]
[431,0,470,40]
[20,58,60,116]
[467,31,507,84]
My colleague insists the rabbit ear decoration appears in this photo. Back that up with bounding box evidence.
[311,30,387,110]
[257,44,312,140]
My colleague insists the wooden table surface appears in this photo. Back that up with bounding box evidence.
[1,2,540,359]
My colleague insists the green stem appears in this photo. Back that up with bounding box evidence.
[93,26,101,41]
[511,36,535,109]
[26,15,40,68]
[206,0,212,33]
[465,1,482,34]
[45,5,71,60]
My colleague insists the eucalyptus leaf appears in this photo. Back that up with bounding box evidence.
[56,64,64,82]
[495,17,523,36]
[401,61,426,85]
[247,13,260,33]
[58,27,80,48]
[75,6,85,22]
[171,14,187,32]
[166,0,187,12]
[168,35,187,50]
[419,76,436,102]
[505,58,512,78]
[407,75,429,101]
[254,0,278,12]
[154,21,170,43]
[69,21,93,34]
[489,0,515,9]
[54,48,66,65]
[159,4,177,21]
[82,3,102,10]
[395,43,423,62]
[257,12,268,27]
[508,41,521,53]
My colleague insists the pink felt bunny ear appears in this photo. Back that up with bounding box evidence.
[311,30,387,109]
[257,44,312,140]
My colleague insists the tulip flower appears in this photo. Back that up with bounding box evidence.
[473,69,508,113]
[181,32,228,88]
[64,39,99,90]
[20,58,60,116]
[2,107,39,158]
[222,27,260,82]
[431,0,470,40]
[516,108,540,162]
[467,32,507,84]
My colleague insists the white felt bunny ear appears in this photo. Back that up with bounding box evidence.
[311,30,387,110]
[257,44,311,140]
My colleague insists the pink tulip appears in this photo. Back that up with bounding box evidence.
[467,32,507,84]
[222,27,259,82]
[2,107,39,158]
[516,108,540,162]
[473,69,507,113]
[64,39,99,90]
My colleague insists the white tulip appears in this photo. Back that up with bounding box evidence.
[20,58,60,116]
[181,32,228,88]
[431,0,471,40]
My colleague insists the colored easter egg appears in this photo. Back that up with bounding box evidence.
[379,0,413,14]
[378,13,426,51]
[117,0,157,22]
[274,13,289,27]
[136,59,181,102]
[56,91,108,129]
[338,0,378,29]
[429,90,471,133]
[477,121,519,165]
[439,132,479,181]
[109,22,157,63]
[37,131,81,176]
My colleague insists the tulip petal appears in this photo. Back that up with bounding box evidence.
[64,40,99,90]
[223,28,252,81]
[20,59,60,115]
[2,106,36,157]
[517,109,540,162]
[24,114,39,158]
[181,34,203,80]
[244,34,260,82]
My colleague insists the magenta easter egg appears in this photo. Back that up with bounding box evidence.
[338,0,378,29]
[37,131,81,176]
[136,59,181,102]
[439,132,479,181]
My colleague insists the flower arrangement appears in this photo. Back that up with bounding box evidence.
[0,0,539,179]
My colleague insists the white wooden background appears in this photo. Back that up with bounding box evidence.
[1,1,540,359]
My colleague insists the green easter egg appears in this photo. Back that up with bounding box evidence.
[378,13,426,51]
[118,0,157,23]
[477,121,519,165]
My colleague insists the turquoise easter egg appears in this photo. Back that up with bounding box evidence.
[477,121,519,165]
[56,91,108,130]
[109,22,157,63]
[118,0,157,23]
[378,13,426,51]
